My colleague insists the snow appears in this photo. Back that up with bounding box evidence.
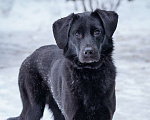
[0,0,150,120]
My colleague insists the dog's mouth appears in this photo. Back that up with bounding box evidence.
[73,57,103,69]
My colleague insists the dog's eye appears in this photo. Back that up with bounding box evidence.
[94,29,101,37]
[75,31,82,38]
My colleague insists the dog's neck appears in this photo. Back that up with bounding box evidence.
[69,64,108,109]
[64,56,115,117]
[65,54,114,98]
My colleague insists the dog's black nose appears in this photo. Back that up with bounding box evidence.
[79,46,100,63]
[83,47,94,56]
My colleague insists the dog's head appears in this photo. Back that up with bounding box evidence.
[53,9,118,69]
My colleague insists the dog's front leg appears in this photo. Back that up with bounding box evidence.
[72,105,113,120]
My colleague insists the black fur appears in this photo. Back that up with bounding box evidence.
[8,9,118,120]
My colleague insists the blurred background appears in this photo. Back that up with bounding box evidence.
[0,0,150,120]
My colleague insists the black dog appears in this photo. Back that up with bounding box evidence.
[8,9,118,120]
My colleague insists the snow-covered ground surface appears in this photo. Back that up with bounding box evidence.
[0,0,150,120]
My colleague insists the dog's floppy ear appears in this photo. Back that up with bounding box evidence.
[94,9,118,38]
[53,13,74,49]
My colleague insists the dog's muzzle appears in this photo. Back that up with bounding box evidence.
[79,46,100,63]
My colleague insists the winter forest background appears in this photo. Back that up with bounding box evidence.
[0,0,150,120]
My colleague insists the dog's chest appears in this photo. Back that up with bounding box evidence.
[71,68,107,104]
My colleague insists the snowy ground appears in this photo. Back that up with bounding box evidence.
[0,0,150,120]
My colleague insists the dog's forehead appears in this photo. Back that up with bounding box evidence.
[74,12,101,26]
[77,11,91,17]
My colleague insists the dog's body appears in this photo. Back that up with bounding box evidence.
[8,9,118,120]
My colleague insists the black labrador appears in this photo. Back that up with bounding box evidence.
[8,9,118,120]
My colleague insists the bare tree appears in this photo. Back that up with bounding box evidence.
[97,0,122,11]
[67,0,133,11]
[89,0,93,11]
[82,0,86,11]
